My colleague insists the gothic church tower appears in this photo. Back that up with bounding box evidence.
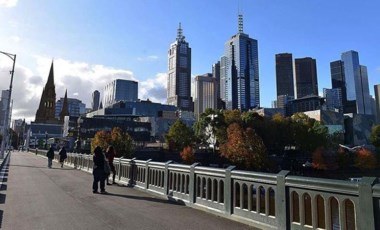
[35,61,58,123]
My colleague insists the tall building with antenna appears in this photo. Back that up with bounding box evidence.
[220,14,259,110]
[167,23,193,111]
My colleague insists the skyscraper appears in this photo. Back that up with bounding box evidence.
[339,50,372,114]
[103,79,138,108]
[35,61,58,124]
[194,73,217,119]
[374,84,380,122]
[294,57,318,99]
[92,90,100,111]
[167,23,193,111]
[275,53,294,98]
[220,14,259,110]
[330,60,349,112]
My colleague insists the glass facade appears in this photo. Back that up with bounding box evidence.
[340,51,372,115]
[221,32,259,110]
[194,73,217,119]
[276,53,294,97]
[55,98,86,118]
[294,57,318,99]
[103,79,138,108]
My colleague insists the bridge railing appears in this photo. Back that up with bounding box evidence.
[32,149,380,230]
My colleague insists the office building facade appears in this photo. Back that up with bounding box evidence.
[336,50,372,115]
[55,98,86,118]
[220,14,259,110]
[275,53,295,98]
[323,88,343,112]
[167,23,193,111]
[294,57,318,99]
[194,73,217,119]
[92,90,100,111]
[103,79,138,108]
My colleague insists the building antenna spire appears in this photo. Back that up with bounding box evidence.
[238,14,243,33]
[177,22,184,41]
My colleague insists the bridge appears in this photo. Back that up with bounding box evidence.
[0,150,379,229]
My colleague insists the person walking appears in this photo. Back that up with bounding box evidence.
[92,146,107,194]
[46,146,54,168]
[105,145,116,185]
[58,146,67,168]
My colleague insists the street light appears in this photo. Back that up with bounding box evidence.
[45,131,48,149]
[0,51,16,159]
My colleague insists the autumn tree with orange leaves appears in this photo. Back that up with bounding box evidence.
[180,146,195,164]
[91,127,134,158]
[220,123,267,170]
[355,148,377,170]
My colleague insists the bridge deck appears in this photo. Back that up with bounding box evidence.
[0,151,256,230]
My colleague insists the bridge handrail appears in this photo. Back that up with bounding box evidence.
[31,149,380,230]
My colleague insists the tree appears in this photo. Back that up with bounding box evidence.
[370,125,380,149]
[111,127,134,158]
[91,130,111,152]
[312,147,327,170]
[91,128,134,158]
[220,123,267,170]
[165,119,193,152]
[180,146,195,164]
[355,148,378,170]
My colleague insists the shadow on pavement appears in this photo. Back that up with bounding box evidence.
[102,191,185,206]
[9,164,47,169]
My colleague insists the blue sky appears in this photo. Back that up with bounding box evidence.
[0,0,379,121]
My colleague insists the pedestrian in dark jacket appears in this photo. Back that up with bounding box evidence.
[92,146,107,194]
[106,145,116,185]
[46,146,54,168]
[59,147,67,168]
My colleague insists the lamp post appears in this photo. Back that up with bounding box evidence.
[0,51,16,159]
[45,131,48,149]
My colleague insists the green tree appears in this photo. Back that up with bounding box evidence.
[370,125,380,148]
[111,127,134,158]
[165,119,194,152]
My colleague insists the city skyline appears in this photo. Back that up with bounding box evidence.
[0,0,379,122]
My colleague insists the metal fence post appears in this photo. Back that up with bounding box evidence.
[117,157,123,182]
[224,165,236,215]
[189,163,200,204]
[164,160,173,195]
[357,177,376,230]
[276,170,290,230]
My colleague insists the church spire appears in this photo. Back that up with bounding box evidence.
[46,60,55,87]
[59,89,69,123]
[35,59,57,123]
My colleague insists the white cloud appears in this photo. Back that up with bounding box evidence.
[139,73,167,104]
[9,35,20,43]
[0,0,18,7]
[7,56,169,122]
[137,55,159,61]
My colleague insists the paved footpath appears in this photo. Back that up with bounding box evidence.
[0,151,257,230]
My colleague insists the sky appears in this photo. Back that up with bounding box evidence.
[0,0,379,122]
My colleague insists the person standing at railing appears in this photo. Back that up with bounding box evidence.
[46,146,54,168]
[58,147,67,168]
[92,146,107,194]
[105,145,116,185]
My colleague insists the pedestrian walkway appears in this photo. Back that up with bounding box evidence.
[0,151,256,230]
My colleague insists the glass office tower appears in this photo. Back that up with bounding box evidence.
[275,53,294,98]
[341,50,371,114]
[220,14,259,110]
[294,57,318,99]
